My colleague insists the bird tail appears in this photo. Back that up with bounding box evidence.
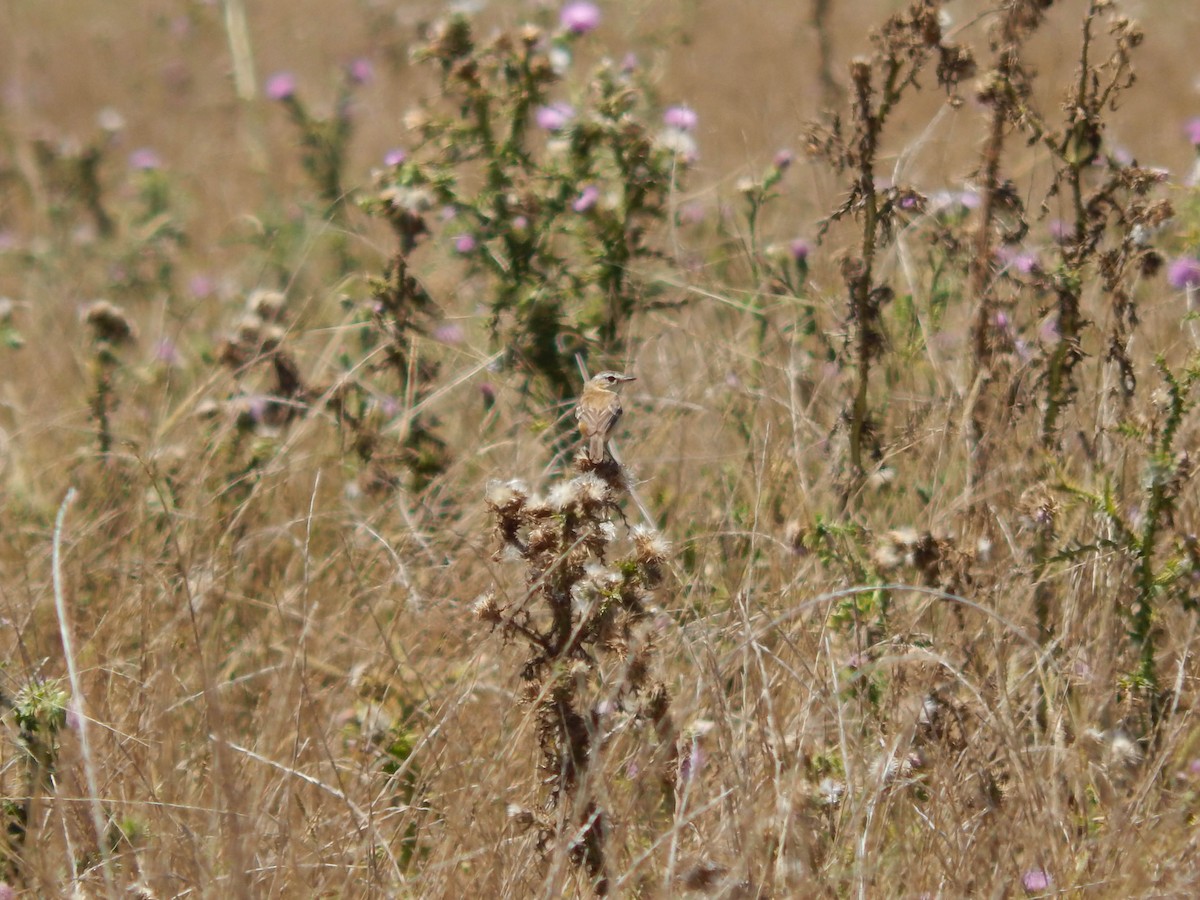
[588,433,607,462]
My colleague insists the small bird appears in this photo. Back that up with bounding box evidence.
[575,371,636,463]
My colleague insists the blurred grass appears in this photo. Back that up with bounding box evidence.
[0,0,1200,897]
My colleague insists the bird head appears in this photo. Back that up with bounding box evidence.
[589,371,636,389]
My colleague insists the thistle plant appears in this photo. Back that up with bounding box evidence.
[479,456,674,894]
[362,11,692,404]
[266,66,360,223]
[116,150,186,299]
[32,131,115,240]
[1056,358,1199,719]
[332,164,451,491]
[963,0,1048,488]
[82,300,137,455]
[806,0,975,495]
[722,153,812,353]
[264,64,368,280]
[994,2,1162,446]
[2,680,69,883]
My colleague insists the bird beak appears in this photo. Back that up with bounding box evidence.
[619,374,637,382]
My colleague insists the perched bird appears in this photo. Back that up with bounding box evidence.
[575,371,636,463]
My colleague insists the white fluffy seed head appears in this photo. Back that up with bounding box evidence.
[632,525,670,561]
[486,478,529,508]
[548,479,581,511]
[471,590,502,624]
[574,473,609,507]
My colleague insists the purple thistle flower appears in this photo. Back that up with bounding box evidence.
[572,184,600,213]
[1167,256,1200,290]
[998,246,1039,275]
[789,238,810,262]
[535,102,574,132]
[347,57,374,86]
[188,273,216,299]
[1013,252,1039,275]
[560,1,601,34]
[678,201,706,226]
[663,104,698,132]
[128,148,162,171]
[246,395,269,424]
[433,323,465,345]
[453,233,477,254]
[154,337,181,367]
[1021,868,1051,893]
[773,148,795,170]
[1186,117,1200,148]
[1039,316,1060,344]
[383,148,407,166]
[265,71,297,101]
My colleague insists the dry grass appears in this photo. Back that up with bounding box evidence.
[3,0,1200,897]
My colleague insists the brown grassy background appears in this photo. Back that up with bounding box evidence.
[2,0,1200,897]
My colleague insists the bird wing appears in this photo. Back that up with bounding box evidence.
[577,396,621,437]
[578,393,622,461]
